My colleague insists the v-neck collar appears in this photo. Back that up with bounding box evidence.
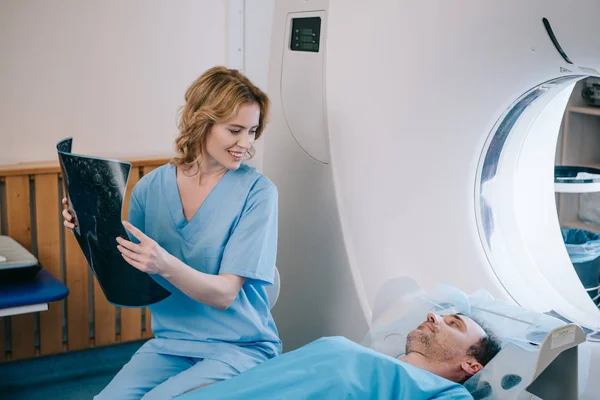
[164,163,235,239]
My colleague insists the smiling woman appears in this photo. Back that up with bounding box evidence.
[173,66,270,170]
[61,66,282,400]
[200,103,261,171]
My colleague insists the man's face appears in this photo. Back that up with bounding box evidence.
[406,312,486,364]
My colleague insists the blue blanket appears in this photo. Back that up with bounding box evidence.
[178,336,473,399]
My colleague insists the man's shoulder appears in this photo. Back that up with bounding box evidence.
[432,385,473,400]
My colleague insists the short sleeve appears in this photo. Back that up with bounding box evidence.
[220,181,278,285]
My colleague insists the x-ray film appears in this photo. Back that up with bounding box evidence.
[57,138,171,307]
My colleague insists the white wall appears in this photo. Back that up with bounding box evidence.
[0,0,227,165]
[238,0,276,171]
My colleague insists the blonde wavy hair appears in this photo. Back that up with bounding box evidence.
[172,66,271,169]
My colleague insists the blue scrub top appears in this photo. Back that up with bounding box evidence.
[129,163,281,373]
[178,336,474,399]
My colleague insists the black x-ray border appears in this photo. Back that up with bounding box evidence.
[57,137,171,307]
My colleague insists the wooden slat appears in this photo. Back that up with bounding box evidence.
[0,162,60,177]
[120,307,142,342]
[142,166,156,339]
[35,174,64,356]
[5,176,35,360]
[143,310,153,338]
[142,166,157,175]
[5,176,31,250]
[0,157,170,177]
[93,277,116,346]
[120,168,142,342]
[65,229,89,351]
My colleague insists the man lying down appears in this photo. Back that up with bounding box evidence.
[177,312,501,399]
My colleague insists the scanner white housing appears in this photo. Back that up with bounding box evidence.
[262,1,600,398]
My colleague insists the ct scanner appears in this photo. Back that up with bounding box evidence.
[261,0,600,398]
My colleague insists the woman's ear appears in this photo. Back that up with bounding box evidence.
[461,358,483,376]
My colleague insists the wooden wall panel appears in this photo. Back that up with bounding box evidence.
[5,176,35,360]
[64,230,89,351]
[0,157,168,362]
[35,174,64,356]
[93,278,116,346]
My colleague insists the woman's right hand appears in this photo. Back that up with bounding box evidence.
[62,197,77,230]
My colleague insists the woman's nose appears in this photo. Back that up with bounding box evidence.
[237,131,250,148]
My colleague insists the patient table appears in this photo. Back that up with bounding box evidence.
[0,235,68,318]
[365,277,591,399]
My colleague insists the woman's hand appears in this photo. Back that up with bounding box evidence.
[117,220,246,310]
[62,198,77,230]
[117,220,174,276]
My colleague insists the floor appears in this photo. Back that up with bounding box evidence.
[0,340,144,399]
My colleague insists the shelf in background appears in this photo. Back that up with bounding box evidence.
[561,219,600,234]
[567,105,600,117]
[562,162,600,170]
[555,181,600,193]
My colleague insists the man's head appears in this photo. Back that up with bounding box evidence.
[405,312,501,383]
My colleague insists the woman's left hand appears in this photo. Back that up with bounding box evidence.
[117,220,173,276]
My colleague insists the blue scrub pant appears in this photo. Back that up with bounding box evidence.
[94,352,239,399]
